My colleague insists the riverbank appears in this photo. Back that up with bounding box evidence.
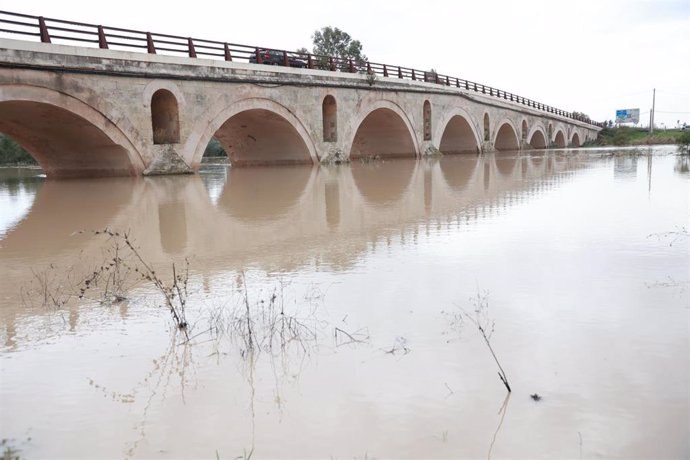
[585,126,689,147]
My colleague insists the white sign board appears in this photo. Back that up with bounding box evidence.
[616,108,640,124]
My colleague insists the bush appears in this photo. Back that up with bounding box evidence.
[203,137,227,157]
[678,132,690,155]
[0,134,36,165]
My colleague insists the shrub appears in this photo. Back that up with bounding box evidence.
[0,134,36,165]
[678,132,690,154]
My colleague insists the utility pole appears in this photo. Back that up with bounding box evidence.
[649,88,656,134]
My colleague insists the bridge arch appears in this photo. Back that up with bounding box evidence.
[571,131,581,147]
[493,119,520,151]
[526,125,547,149]
[346,99,419,160]
[0,84,146,177]
[554,129,566,148]
[434,107,481,154]
[192,97,318,167]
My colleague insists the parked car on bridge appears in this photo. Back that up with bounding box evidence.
[249,49,307,68]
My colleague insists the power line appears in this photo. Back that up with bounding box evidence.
[656,89,690,98]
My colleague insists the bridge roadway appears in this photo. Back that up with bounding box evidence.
[0,38,600,177]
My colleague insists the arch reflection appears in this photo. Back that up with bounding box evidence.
[439,155,479,191]
[217,166,312,222]
[351,159,415,206]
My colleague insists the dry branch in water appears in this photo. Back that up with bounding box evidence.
[79,229,190,339]
[460,290,511,392]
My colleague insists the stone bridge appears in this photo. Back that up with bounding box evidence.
[0,38,600,177]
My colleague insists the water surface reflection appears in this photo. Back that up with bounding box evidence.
[0,148,687,460]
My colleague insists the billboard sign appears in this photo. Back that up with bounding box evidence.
[615,108,640,124]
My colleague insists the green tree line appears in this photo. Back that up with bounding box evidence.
[0,134,36,165]
[584,126,689,147]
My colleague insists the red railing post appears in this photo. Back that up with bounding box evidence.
[308,54,314,69]
[383,64,388,77]
[224,43,232,61]
[255,47,262,64]
[446,76,450,86]
[146,33,156,54]
[329,57,335,71]
[367,62,371,74]
[398,67,403,78]
[187,38,196,58]
[348,59,354,73]
[283,50,290,67]
[38,17,51,43]
[97,26,108,49]
[411,69,416,80]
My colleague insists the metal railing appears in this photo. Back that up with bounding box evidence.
[0,10,603,127]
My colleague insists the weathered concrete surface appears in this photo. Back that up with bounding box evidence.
[0,38,600,177]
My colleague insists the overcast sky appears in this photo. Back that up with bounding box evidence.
[2,0,689,127]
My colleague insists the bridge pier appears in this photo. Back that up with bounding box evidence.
[143,144,194,175]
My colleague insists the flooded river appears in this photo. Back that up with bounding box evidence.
[0,148,688,459]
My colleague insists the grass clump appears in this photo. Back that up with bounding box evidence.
[677,132,690,154]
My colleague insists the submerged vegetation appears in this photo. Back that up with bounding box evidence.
[447,290,512,393]
[462,291,512,392]
[83,230,191,337]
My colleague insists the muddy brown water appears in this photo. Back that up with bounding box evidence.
[0,148,688,459]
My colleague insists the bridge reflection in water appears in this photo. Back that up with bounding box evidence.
[0,151,589,343]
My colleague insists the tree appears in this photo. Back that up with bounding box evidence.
[0,133,36,165]
[300,26,367,71]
